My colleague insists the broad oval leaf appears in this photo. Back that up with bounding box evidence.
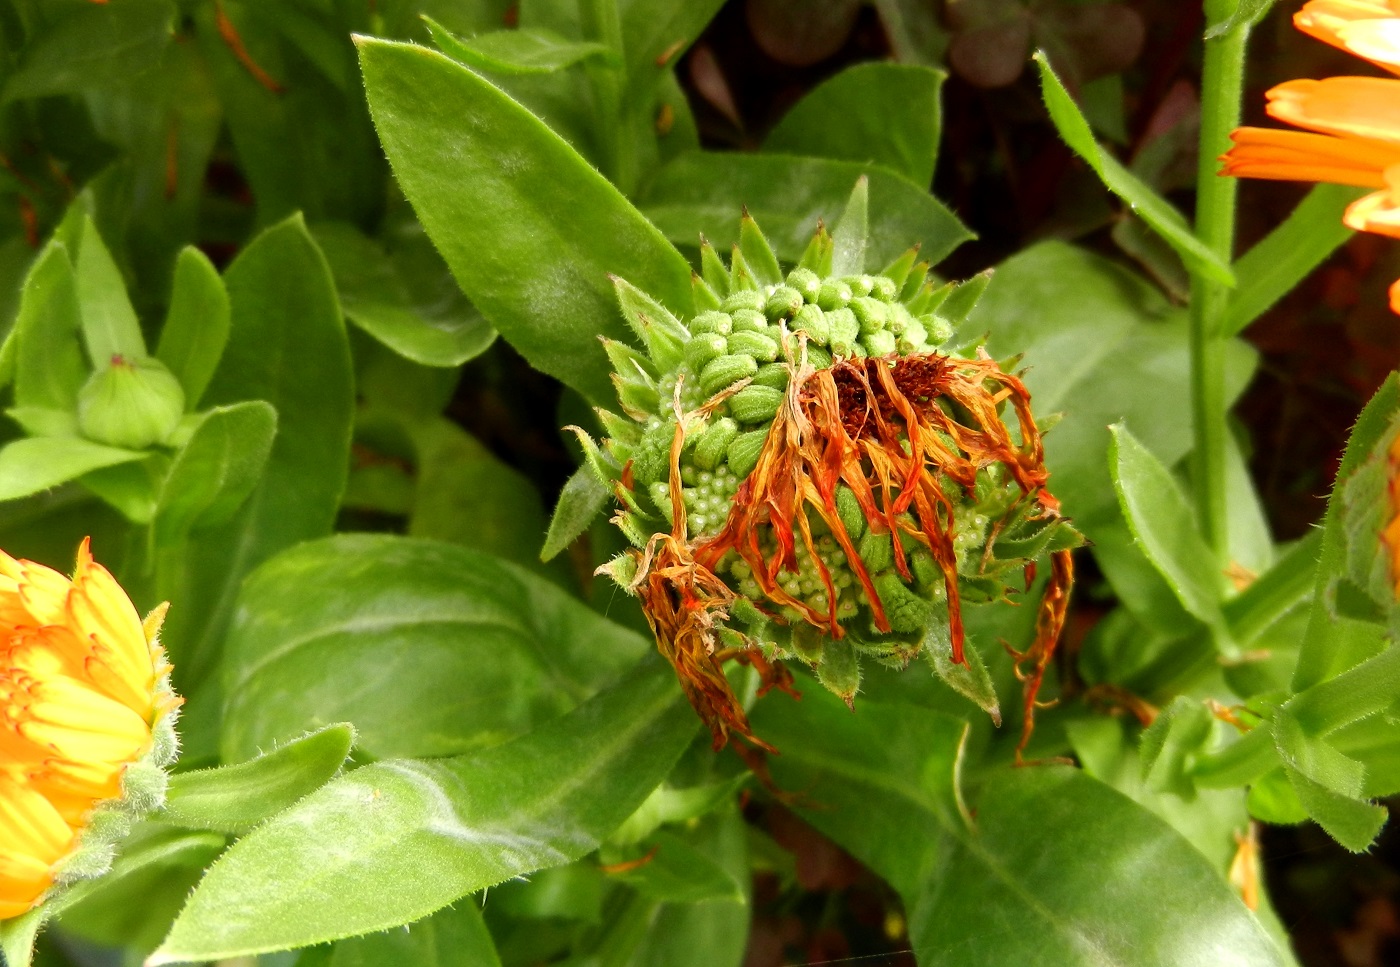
[151,401,278,549]
[0,437,145,502]
[764,62,945,187]
[357,37,694,406]
[156,214,353,690]
[639,152,971,270]
[221,534,649,761]
[151,657,696,962]
[311,221,495,368]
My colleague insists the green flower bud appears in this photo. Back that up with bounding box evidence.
[77,355,186,450]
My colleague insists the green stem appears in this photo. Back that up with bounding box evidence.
[579,0,631,191]
[1189,21,1249,574]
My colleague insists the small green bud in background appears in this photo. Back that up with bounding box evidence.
[77,355,186,450]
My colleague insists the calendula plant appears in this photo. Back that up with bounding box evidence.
[2,0,1400,965]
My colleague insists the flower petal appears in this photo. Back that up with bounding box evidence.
[1221,127,1400,187]
[1267,77,1400,147]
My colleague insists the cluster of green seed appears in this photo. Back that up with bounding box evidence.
[624,261,956,542]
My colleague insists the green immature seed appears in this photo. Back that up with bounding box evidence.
[864,330,897,356]
[692,416,739,471]
[859,531,894,573]
[728,384,784,424]
[836,486,865,539]
[722,289,765,314]
[786,267,821,302]
[684,332,728,372]
[753,363,790,390]
[873,572,933,633]
[790,303,830,346]
[848,275,875,297]
[817,279,852,311]
[727,330,780,362]
[726,427,769,478]
[870,275,899,301]
[826,308,860,355]
[804,344,833,369]
[690,310,733,336]
[729,309,769,333]
[851,297,889,334]
[764,286,804,322]
[700,353,759,395]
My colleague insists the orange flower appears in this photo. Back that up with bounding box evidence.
[0,539,179,920]
[1295,0,1400,74]
[1221,1,1400,312]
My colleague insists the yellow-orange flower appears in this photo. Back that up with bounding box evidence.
[0,539,179,920]
[1221,0,1400,313]
[1295,0,1400,74]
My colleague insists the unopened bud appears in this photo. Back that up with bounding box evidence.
[77,355,186,450]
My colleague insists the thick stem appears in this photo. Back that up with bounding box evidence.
[1189,22,1249,575]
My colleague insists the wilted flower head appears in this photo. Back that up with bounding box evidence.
[578,187,1078,757]
[0,539,180,920]
[1221,0,1400,312]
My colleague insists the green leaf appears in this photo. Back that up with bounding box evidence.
[830,175,869,278]
[2,0,176,101]
[157,215,353,690]
[357,37,694,406]
[151,402,277,549]
[1295,374,1400,692]
[1222,529,1322,645]
[73,215,146,366]
[405,418,556,573]
[764,62,945,187]
[163,724,355,835]
[157,247,232,407]
[324,903,501,967]
[311,221,496,368]
[910,767,1288,965]
[12,242,86,410]
[151,657,696,962]
[221,534,649,761]
[1284,765,1387,853]
[50,826,228,957]
[640,152,970,270]
[426,18,617,75]
[0,437,146,503]
[969,242,1256,540]
[1109,423,1230,638]
[1221,184,1363,337]
[1033,53,1233,288]
[754,685,1286,964]
[608,829,745,903]
[542,462,613,560]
